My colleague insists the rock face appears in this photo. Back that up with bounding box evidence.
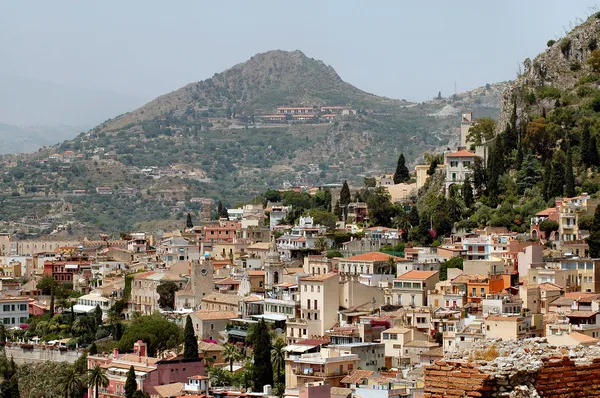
[424,337,600,397]
[496,14,600,133]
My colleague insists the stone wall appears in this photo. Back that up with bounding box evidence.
[4,345,83,365]
[423,338,600,397]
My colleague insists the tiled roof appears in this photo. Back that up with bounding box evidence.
[344,252,404,262]
[420,346,444,357]
[566,310,599,318]
[397,270,439,280]
[197,341,225,351]
[549,297,576,307]
[214,277,240,285]
[570,331,599,344]
[202,293,243,306]
[330,387,352,396]
[536,207,557,216]
[300,272,338,282]
[538,282,563,291]
[486,316,522,322]
[340,369,374,384]
[247,270,265,276]
[403,341,440,348]
[445,149,479,158]
[154,382,184,398]
[193,310,237,321]
[382,326,412,334]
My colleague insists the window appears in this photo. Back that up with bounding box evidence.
[307,299,311,309]
[211,324,214,330]
[304,285,307,292]
[311,285,314,292]
[2,305,8,312]
[450,161,458,167]
[317,286,320,293]
[314,300,318,310]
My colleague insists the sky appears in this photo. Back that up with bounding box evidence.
[1,0,599,113]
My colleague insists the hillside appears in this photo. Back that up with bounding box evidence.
[0,50,503,234]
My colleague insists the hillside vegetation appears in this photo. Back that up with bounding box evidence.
[0,50,503,234]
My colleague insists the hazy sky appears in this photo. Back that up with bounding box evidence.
[2,1,599,104]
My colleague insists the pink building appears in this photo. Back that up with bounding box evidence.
[88,340,204,397]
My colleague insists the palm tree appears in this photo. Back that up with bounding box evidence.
[88,364,109,398]
[315,236,328,253]
[58,366,84,398]
[208,366,231,387]
[223,343,239,372]
[271,338,286,383]
[274,382,286,398]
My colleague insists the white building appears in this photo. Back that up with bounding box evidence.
[444,149,480,196]
[0,297,29,327]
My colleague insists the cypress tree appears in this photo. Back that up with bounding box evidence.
[542,159,552,201]
[186,213,194,229]
[393,153,410,184]
[588,205,600,257]
[252,319,273,392]
[471,157,486,196]
[94,304,103,331]
[183,315,199,360]
[88,342,98,356]
[487,133,505,197]
[548,150,566,199]
[408,205,420,227]
[340,181,351,207]
[333,200,342,220]
[591,135,600,167]
[582,127,592,166]
[565,148,576,198]
[49,287,55,318]
[463,174,474,209]
[125,365,137,398]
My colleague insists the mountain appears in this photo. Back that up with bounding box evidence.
[0,122,83,154]
[0,74,145,126]
[0,50,504,234]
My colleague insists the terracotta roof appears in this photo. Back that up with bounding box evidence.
[247,270,265,276]
[566,311,599,318]
[330,387,352,396]
[445,149,479,158]
[420,346,444,357]
[382,326,412,334]
[403,341,440,348]
[154,383,184,398]
[549,297,575,307]
[570,331,599,344]
[397,270,439,280]
[340,369,374,384]
[197,341,225,351]
[214,277,240,285]
[536,207,557,216]
[486,316,522,322]
[202,293,243,306]
[344,252,404,262]
[576,294,600,303]
[538,282,563,291]
[193,310,237,321]
[565,292,600,299]
[240,295,262,302]
[300,272,338,282]
[285,267,304,274]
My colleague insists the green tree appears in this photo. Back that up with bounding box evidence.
[427,158,439,176]
[393,153,410,184]
[467,117,496,146]
[125,365,137,398]
[263,189,282,204]
[251,319,273,392]
[88,342,98,356]
[271,338,286,384]
[312,189,332,211]
[517,152,542,194]
[547,150,566,199]
[591,135,600,167]
[37,276,58,295]
[88,364,109,398]
[487,133,505,198]
[565,148,576,198]
[223,343,240,372]
[588,49,600,73]
[539,220,559,236]
[462,174,474,209]
[184,315,199,360]
[314,236,329,253]
[588,205,600,257]
[119,313,182,356]
[49,286,55,317]
[366,187,397,227]
[440,257,464,281]
[217,201,228,219]
[186,213,194,229]
[470,157,487,196]
[94,304,103,331]
[58,366,84,398]
[582,125,593,166]
[340,181,351,207]
[309,209,337,230]
[333,200,342,220]
[408,205,419,227]
[208,366,232,387]
[157,281,179,310]
[524,118,554,157]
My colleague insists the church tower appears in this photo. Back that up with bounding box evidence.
[191,255,214,306]
[264,235,284,291]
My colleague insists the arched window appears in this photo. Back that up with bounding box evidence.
[273,271,279,285]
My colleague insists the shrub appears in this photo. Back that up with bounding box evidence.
[538,86,562,100]
[577,85,595,98]
[579,74,599,85]
[589,95,600,112]
[547,39,556,47]
[570,62,582,72]
[561,38,572,57]
[471,345,499,361]
[590,38,598,51]
[524,90,536,105]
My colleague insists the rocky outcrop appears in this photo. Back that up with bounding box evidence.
[496,14,600,132]
[424,337,600,397]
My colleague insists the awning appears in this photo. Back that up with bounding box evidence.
[73,304,96,313]
[283,344,316,353]
[251,314,287,322]
[227,330,248,338]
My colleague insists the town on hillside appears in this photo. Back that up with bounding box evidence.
[3,108,600,397]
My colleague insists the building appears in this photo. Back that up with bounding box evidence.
[327,343,386,371]
[389,270,439,307]
[339,252,402,281]
[0,297,29,327]
[380,326,428,364]
[130,271,187,315]
[285,350,360,388]
[559,258,600,293]
[444,149,480,195]
[187,310,237,341]
[277,107,314,115]
[265,237,285,291]
[87,340,204,397]
[459,112,474,148]
[201,293,242,314]
[158,237,200,265]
